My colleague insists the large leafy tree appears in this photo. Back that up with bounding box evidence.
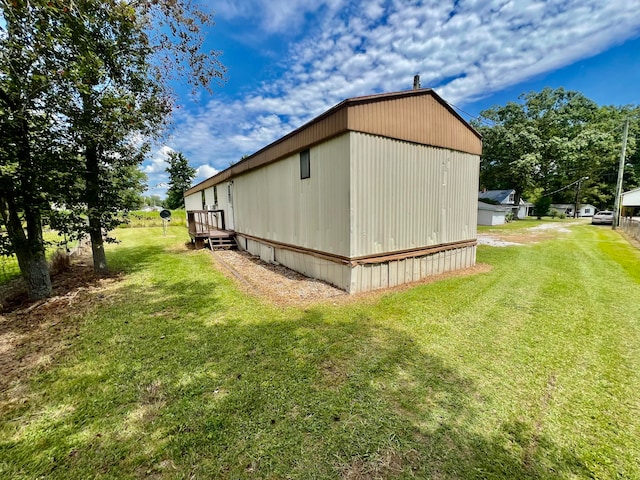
[475,88,638,212]
[0,2,67,299]
[165,151,196,210]
[0,0,225,297]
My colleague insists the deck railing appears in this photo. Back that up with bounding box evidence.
[187,210,226,234]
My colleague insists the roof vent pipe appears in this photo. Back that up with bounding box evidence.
[413,74,421,90]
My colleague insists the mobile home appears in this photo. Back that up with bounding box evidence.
[185,89,482,293]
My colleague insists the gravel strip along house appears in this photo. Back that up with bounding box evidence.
[184,88,482,293]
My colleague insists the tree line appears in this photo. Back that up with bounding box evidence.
[472,87,639,215]
[1,0,224,300]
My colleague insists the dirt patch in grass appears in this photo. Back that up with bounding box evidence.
[0,257,119,408]
[340,449,420,479]
[479,222,576,247]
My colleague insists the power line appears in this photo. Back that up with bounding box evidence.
[543,177,588,197]
[447,102,495,127]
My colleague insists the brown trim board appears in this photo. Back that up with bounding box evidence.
[237,233,477,267]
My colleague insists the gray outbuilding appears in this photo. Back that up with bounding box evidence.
[184,88,482,293]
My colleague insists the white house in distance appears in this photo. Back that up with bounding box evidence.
[478,189,531,219]
[549,203,596,217]
[184,88,482,294]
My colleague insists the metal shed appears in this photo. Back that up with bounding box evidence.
[478,201,508,226]
[185,88,482,293]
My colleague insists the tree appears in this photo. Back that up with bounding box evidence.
[475,88,637,212]
[534,196,551,219]
[165,151,196,210]
[1,0,225,291]
[0,2,67,299]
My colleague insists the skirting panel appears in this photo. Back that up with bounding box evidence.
[236,235,351,291]
[236,234,476,294]
[349,244,476,293]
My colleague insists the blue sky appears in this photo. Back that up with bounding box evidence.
[143,0,640,197]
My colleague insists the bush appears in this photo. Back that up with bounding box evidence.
[49,250,71,276]
[534,196,551,219]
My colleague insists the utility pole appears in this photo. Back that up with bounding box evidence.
[612,118,629,230]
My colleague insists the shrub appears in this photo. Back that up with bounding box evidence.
[50,250,71,276]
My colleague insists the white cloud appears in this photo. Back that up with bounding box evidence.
[196,164,219,181]
[143,145,175,174]
[169,0,640,181]
[216,0,347,34]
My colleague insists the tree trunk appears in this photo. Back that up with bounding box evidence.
[24,206,53,299]
[88,213,108,274]
[85,143,109,275]
[0,198,52,300]
[0,104,52,300]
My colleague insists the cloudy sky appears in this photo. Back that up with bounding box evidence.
[143,0,640,197]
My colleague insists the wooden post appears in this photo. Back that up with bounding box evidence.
[613,119,629,230]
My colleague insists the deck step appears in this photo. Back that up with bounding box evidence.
[207,234,237,250]
[189,228,237,250]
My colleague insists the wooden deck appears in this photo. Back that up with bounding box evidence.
[187,210,237,249]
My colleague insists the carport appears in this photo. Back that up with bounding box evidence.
[621,187,640,241]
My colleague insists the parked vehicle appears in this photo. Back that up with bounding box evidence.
[591,210,614,225]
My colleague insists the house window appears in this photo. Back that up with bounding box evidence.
[584,208,591,214]
[300,149,310,179]
[201,190,206,209]
[508,193,515,203]
[213,185,218,205]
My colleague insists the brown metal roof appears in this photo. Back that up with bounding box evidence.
[185,88,482,196]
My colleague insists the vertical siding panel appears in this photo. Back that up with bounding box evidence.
[350,132,478,257]
[389,262,397,287]
[184,193,202,211]
[398,259,406,284]
[233,133,351,256]
[381,264,389,289]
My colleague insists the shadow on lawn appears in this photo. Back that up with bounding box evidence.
[1,269,592,479]
[105,244,169,275]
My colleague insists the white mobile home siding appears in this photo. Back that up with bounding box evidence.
[349,132,479,257]
[184,192,202,211]
[232,134,351,257]
[203,187,216,209]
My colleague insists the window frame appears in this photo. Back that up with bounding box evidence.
[300,149,310,180]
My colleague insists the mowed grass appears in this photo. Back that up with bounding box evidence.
[0,230,73,282]
[1,223,639,479]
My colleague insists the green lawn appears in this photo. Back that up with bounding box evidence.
[1,223,639,479]
[0,230,72,283]
[0,210,186,283]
